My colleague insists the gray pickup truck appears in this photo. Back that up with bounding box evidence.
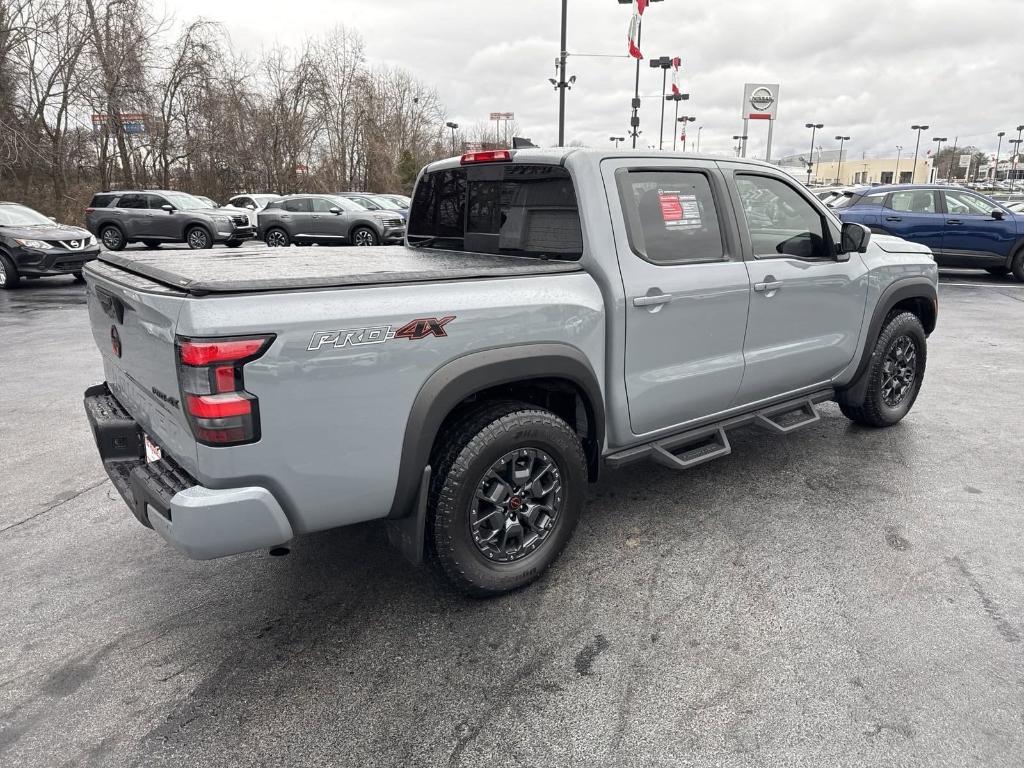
[82,148,938,596]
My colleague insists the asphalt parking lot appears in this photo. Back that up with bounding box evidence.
[1,266,1023,767]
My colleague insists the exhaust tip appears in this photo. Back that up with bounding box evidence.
[269,547,290,557]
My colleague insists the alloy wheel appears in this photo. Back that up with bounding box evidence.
[0,261,7,286]
[353,229,376,246]
[469,448,563,563]
[881,335,917,407]
[101,228,121,249]
[188,229,209,249]
[266,230,288,247]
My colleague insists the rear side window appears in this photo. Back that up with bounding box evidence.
[283,198,312,213]
[409,164,582,259]
[117,194,145,209]
[887,190,938,213]
[615,170,726,264]
[89,193,115,208]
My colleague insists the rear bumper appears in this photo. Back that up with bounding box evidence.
[83,383,293,559]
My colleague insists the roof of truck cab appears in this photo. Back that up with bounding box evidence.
[422,147,787,173]
[95,245,583,295]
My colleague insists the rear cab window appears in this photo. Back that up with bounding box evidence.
[408,162,583,259]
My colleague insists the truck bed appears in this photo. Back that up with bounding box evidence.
[95,245,583,295]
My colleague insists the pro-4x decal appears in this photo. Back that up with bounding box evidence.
[307,316,455,351]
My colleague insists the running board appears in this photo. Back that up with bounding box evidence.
[753,399,820,435]
[651,428,731,471]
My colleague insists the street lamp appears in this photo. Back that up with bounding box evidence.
[664,93,690,150]
[894,145,903,185]
[910,124,929,184]
[932,137,947,181]
[650,56,674,150]
[835,135,850,185]
[805,123,823,184]
[445,121,459,155]
[696,125,703,153]
[618,0,665,149]
[610,135,625,148]
[993,131,1005,184]
[733,135,747,157]
[676,115,695,151]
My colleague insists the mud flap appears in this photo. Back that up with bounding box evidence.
[385,466,431,565]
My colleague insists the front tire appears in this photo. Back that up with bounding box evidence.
[265,228,290,248]
[1011,248,1024,282]
[100,225,125,251]
[429,403,587,597]
[838,312,927,428]
[0,254,21,289]
[186,226,212,250]
[351,226,378,247]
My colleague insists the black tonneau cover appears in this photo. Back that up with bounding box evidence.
[96,245,583,295]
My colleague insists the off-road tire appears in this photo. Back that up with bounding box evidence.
[100,225,125,251]
[186,226,212,250]
[142,240,161,249]
[1011,247,1024,282]
[428,402,587,597]
[0,254,20,289]
[838,311,927,427]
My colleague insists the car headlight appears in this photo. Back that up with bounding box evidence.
[15,239,52,249]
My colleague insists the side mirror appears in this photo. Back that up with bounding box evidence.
[991,209,1005,220]
[840,221,871,255]
[161,204,175,213]
[48,216,57,223]
[329,207,342,215]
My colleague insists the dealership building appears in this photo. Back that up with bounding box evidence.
[778,150,931,186]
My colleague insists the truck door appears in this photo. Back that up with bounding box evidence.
[602,159,750,436]
[728,170,868,405]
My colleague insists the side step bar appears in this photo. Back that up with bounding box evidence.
[605,390,832,472]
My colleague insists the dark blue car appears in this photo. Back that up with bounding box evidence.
[834,185,1024,280]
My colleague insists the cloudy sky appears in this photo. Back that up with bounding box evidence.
[171,0,1022,161]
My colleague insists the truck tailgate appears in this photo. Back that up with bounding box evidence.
[96,245,583,294]
[84,261,198,475]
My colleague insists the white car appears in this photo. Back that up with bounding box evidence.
[226,193,282,228]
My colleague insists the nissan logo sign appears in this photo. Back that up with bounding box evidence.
[749,87,775,112]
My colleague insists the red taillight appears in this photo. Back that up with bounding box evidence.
[176,334,274,446]
[460,149,512,165]
[85,207,95,214]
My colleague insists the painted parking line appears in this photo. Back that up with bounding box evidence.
[939,282,1024,288]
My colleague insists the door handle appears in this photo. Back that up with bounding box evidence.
[753,280,783,293]
[884,216,903,222]
[947,219,962,225]
[632,294,673,307]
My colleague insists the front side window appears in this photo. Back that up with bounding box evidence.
[409,164,582,259]
[945,190,997,216]
[118,194,145,209]
[311,198,337,213]
[735,174,830,260]
[148,195,170,210]
[616,170,726,264]
[887,190,938,213]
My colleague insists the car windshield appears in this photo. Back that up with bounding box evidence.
[369,195,403,210]
[325,196,363,211]
[194,196,217,208]
[829,192,860,209]
[0,204,54,226]
[164,193,207,210]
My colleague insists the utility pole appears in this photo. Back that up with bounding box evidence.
[664,94,689,150]
[894,145,903,185]
[805,123,823,184]
[835,135,850,185]
[557,0,568,147]
[993,131,1005,184]
[910,124,929,184]
[676,114,695,151]
[696,125,702,153]
[650,56,673,149]
[445,122,459,155]
[932,137,947,182]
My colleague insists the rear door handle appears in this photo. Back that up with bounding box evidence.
[885,216,903,222]
[632,294,673,307]
[947,219,962,225]
[753,280,783,293]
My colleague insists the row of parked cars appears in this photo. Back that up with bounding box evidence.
[0,190,410,289]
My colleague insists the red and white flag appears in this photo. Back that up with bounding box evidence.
[637,0,648,13]
[670,56,682,95]
[628,9,642,59]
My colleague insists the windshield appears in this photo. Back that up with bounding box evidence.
[164,193,207,210]
[326,196,364,212]
[369,195,403,210]
[194,196,217,208]
[0,204,54,226]
[829,192,860,209]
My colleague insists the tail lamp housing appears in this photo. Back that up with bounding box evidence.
[175,335,274,446]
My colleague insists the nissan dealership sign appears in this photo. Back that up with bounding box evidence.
[742,83,780,120]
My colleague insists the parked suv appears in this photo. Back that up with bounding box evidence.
[335,192,410,221]
[835,184,1024,279]
[226,193,281,228]
[0,202,100,289]
[258,194,405,247]
[85,190,255,250]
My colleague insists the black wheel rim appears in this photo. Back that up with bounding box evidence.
[102,229,120,248]
[188,230,208,248]
[881,334,917,408]
[267,231,287,247]
[469,448,563,563]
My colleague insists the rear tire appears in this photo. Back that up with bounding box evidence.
[0,254,21,289]
[265,228,290,248]
[351,227,378,247]
[186,226,212,250]
[100,225,125,251]
[428,402,587,597]
[838,312,927,428]
[1011,248,1024,282]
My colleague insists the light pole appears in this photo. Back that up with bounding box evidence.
[445,122,459,155]
[835,135,850,185]
[650,56,673,149]
[993,131,1005,184]
[910,124,929,184]
[619,0,664,148]
[894,145,903,185]
[932,137,947,181]
[733,135,747,157]
[610,135,625,148]
[805,123,823,184]
[1011,125,1024,194]
[677,115,695,151]
[664,93,690,150]
[696,125,703,153]
[555,0,569,146]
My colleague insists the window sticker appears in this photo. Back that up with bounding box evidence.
[658,189,702,230]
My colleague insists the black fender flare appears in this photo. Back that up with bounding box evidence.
[838,277,937,400]
[386,343,605,520]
